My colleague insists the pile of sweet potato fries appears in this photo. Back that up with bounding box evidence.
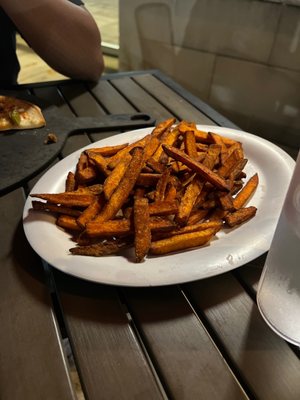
[30,118,259,263]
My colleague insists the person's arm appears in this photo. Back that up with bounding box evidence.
[0,0,104,81]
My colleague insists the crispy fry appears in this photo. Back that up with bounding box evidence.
[86,215,175,237]
[87,151,110,176]
[65,171,76,192]
[162,144,230,191]
[224,206,257,227]
[187,209,209,225]
[217,193,235,212]
[151,117,176,137]
[150,228,216,255]
[136,173,161,187]
[31,192,95,207]
[108,136,148,169]
[233,173,259,209]
[103,153,132,200]
[153,220,223,240]
[70,238,131,256]
[149,200,178,216]
[150,126,180,163]
[32,200,81,217]
[176,177,203,225]
[154,168,171,202]
[85,143,128,157]
[77,195,105,228]
[94,147,144,222]
[75,152,97,184]
[56,215,81,231]
[184,130,198,159]
[134,197,151,262]
[86,218,131,237]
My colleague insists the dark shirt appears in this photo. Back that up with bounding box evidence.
[0,0,84,87]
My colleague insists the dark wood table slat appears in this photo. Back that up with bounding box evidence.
[184,273,300,400]
[89,79,137,114]
[133,73,215,125]
[53,271,164,400]
[122,286,247,400]
[59,83,107,117]
[0,189,76,400]
[32,86,75,117]
[110,76,175,122]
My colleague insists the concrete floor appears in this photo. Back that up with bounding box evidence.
[17,0,119,84]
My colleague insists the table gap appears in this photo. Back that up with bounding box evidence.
[181,284,256,400]
[108,78,150,114]
[130,76,182,121]
[40,262,87,400]
[117,288,174,400]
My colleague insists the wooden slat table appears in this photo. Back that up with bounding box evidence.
[0,70,299,400]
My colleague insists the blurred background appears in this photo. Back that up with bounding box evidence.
[17,0,119,83]
[17,0,300,151]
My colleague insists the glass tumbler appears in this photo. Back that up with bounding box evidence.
[257,150,300,345]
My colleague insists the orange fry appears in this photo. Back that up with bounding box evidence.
[94,147,144,222]
[162,144,230,191]
[224,206,257,227]
[134,197,151,262]
[31,192,95,207]
[150,228,216,255]
[103,153,132,200]
[233,173,259,209]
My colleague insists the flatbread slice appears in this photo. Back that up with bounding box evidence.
[0,95,46,131]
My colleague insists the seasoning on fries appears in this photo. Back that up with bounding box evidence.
[30,119,259,263]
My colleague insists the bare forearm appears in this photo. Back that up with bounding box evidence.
[1,0,104,81]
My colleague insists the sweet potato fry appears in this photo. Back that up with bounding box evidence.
[149,200,178,216]
[202,144,221,170]
[31,192,95,207]
[86,218,131,237]
[75,152,97,184]
[176,177,203,225]
[94,147,144,222]
[108,136,148,169]
[77,195,105,228]
[85,143,128,157]
[70,238,131,256]
[224,206,257,227]
[150,126,180,163]
[136,173,162,187]
[154,168,171,202]
[32,200,81,217]
[87,151,110,176]
[134,197,151,262]
[218,150,241,178]
[65,171,76,192]
[151,117,176,137]
[150,228,216,255]
[233,173,259,209]
[162,144,230,191]
[184,130,198,159]
[56,215,81,231]
[103,153,132,200]
[153,220,223,240]
[217,193,235,212]
[187,209,209,225]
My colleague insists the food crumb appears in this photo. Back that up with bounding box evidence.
[44,132,58,144]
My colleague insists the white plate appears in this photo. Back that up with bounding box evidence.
[23,126,295,287]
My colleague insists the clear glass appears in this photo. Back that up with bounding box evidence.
[257,150,300,346]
